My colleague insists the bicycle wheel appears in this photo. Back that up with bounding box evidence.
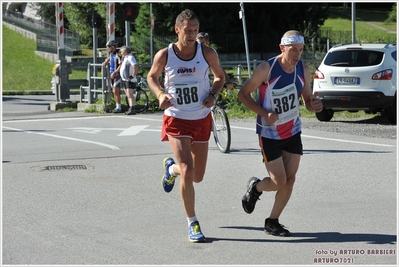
[211,106,231,153]
[126,87,149,113]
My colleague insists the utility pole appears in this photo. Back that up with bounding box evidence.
[56,2,69,102]
[351,2,356,43]
[150,3,154,63]
[108,2,115,41]
[239,2,251,79]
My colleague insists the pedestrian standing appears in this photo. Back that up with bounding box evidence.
[102,40,122,113]
[119,46,139,115]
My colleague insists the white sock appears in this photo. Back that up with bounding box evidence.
[188,216,198,226]
[168,165,176,176]
[116,103,121,109]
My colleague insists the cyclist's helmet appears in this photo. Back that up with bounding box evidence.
[106,40,118,47]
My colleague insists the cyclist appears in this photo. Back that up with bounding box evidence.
[102,40,122,113]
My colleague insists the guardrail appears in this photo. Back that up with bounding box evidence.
[79,63,110,104]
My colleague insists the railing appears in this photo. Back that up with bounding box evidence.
[2,8,80,57]
[79,63,110,104]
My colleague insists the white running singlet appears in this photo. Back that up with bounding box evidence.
[163,42,211,120]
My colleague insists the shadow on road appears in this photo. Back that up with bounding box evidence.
[212,226,396,244]
[332,115,394,126]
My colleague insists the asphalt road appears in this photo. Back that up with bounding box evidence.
[1,95,397,266]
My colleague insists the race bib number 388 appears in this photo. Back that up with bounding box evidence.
[171,83,201,111]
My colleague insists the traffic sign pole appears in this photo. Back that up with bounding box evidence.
[109,2,115,41]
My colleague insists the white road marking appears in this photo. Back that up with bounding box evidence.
[230,126,396,148]
[118,125,149,136]
[68,127,126,134]
[3,117,394,148]
[67,125,160,136]
[301,134,395,147]
[2,126,121,150]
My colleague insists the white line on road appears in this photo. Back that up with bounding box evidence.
[67,126,159,136]
[3,117,394,148]
[301,134,395,147]
[2,116,114,123]
[230,126,396,148]
[2,126,121,150]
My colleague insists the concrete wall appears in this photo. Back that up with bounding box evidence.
[3,21,36,41]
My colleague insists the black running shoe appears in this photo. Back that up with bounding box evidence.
[242,177,262,214]
[264,218,291,237]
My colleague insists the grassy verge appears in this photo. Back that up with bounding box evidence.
[322,6,396,43]
[2,25,55,91]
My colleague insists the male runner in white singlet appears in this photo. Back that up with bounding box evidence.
[147,9,225,243]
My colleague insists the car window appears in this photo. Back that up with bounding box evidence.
[323,50,384,67]
[391,50,396,62]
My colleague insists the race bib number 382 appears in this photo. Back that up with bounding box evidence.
[271,84,299,125]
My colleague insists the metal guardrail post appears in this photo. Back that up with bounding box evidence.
[237,64,242,85]
[79,63,109,105]
[101,65,111,105]
[88,63,93,104]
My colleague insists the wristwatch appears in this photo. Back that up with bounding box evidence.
[209,91,218,99]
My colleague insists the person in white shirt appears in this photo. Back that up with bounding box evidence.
[119,46,139,115]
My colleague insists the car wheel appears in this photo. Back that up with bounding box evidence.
[315,108,334,122]
[386,95,397,125]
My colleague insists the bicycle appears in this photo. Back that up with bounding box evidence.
[124,77,149,114]
[211,84,233,153]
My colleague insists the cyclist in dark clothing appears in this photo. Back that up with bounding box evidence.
[102,40,122,113]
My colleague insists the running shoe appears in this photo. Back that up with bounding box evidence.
[188,221,206,243]
[162,157,177,193]
[264,218,291,237]
[242,177,262,214]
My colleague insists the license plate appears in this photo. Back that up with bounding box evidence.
[334,77,360,85]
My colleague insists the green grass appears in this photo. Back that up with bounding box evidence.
[2,25,55,91]
[322,6,396,43]
[1,25,88,91]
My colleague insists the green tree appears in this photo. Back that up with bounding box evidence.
[29,2,55,24]
[33,2,330,52]
[63,3,107,46]
[29,2,70,29]
[385,3,396,24]
[133,3,329,54]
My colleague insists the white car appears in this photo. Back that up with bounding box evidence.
[313,42,397,124]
